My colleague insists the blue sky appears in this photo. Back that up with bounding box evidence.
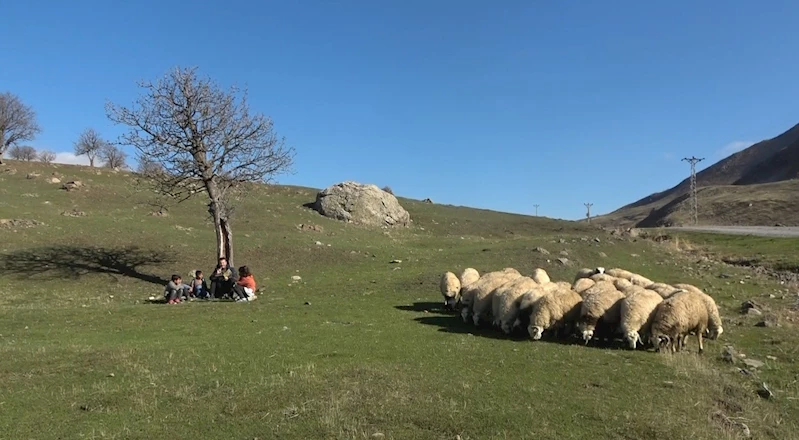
[2,1,798,220]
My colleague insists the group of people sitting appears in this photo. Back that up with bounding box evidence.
[163,257,257,304]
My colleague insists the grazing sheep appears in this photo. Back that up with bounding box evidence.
[613,278,634,292]
[439,272,461,309]
[674,284,723,340]
[649,290,709,353]
[619,287,664,349]
[461,270,522,325]
[605,267,654,288]
[514,285,551,330]
[572,278,595,296]
[532,268,551,284]
[527,287,583,340]
[646,283,683,299]
[459,268,480,288]
[573,267,604,282]
[590,273,618,283]
[492,277,539,334]
[577,281,626,344]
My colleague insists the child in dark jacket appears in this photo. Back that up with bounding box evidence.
[189,270,210,299]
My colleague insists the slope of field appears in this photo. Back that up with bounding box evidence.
[598,122,799,227]
[636,180,799,227]
[1,160,798,439]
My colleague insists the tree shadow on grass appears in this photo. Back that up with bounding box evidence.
[0,245,173,285]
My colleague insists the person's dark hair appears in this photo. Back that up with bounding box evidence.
[171,274,181,282]
[238,265,252,277]
[195,270,203,277]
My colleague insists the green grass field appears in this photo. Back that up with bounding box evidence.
[1,161,798,439]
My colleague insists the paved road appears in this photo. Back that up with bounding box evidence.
[664,226,799,238]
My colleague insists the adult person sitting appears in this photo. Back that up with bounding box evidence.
[209,257,237,299]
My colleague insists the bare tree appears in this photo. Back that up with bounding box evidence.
[0,92,41,164]
[73,128,107,167]
[9,145,37,161]
[136,155,165,176]
[100,144,128,169]
[106,66,295,261]
[38,150,56,164]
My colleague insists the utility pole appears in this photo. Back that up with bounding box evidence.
[533,204,540,216]
[584,203,593,223]
[681,156,704,225]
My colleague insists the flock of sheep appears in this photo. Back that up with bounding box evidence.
[439,266,723,353]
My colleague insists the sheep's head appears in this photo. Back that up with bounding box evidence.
[595,267,606,274]
[708,326,723,340]
[443,296,458,310]
[528,325,544,340]
[652,335,671,352]
[581,329,594,344]
[625,330,641,349]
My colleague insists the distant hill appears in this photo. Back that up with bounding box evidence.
[597,122,799,227]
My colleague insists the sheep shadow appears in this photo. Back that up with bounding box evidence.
[394,301,449,314]
[0,245,173,285]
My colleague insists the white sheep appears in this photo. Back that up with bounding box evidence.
[532,268,551,284]
[605,267,653,288]
[574,267,605,282]
[461,270,522,325]
[646,282,683,299]
[577,281,626,344]
[514,285,551,331]
[439,272,461,309]
[613,278,634,292]
[674,283,723,340]
[459,267,480,288]
[589,273,618,283]
[527,287,583,340]
[572,278,595,296]
[649,290,709,353]
[492,276,540,334]
[618,286,664,349]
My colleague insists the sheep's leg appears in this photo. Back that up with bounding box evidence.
[697,332,704,354]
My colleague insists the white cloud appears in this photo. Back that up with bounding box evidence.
[53,152,92,166]
[717,140,754,157]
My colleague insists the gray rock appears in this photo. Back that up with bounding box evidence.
[598,252,608,258]
[721,346,737,363]
[755,319,777,328]
[534,247,550,255]
[559,250,569,257]
[758,382,774,400]
[556,257,571,266]
[313,181,410,227]
[743,359,764,369]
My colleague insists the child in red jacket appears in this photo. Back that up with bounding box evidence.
[233,265,257,302]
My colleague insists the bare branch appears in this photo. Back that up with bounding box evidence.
[9,145,37,161]
[38,150,56,164]
[100,144,128,169]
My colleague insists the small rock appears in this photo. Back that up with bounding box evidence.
[389,259,402,264]
[559,250,569,257]
[755,319,777,328]
[315,241,323,246]
[392,267,401,271]
[371,433,385,439]
[719,273,732,279]
[766,355,777,361]
[558,238,566,244]
[769,294,776,299]
[746,308,763,316]
[26,172,41,179]
[721,346,737,363]
[534,247,550,255]
[46,177,61,184]
[304,301,311,306]
[556,257,571,266]
[743,359,764,369]
[107,373,115,377]
[631,253,640,258]
[291,275,302,282]
[598,252,608,258]
[593,237,601,243]
[741,300,764,314]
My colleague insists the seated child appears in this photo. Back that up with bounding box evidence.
[232,265,257,302]
[189,270,210,299]
[164,274,191,304]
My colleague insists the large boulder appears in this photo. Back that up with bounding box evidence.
[313,181,411,227]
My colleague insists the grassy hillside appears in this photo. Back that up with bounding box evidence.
[1,160,798,439]
[634,180,799,227]
[597,122,799,227]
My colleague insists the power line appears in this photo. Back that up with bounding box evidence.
[584,203,593,223]
[681,156,704,225]
[533,204,540,216]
